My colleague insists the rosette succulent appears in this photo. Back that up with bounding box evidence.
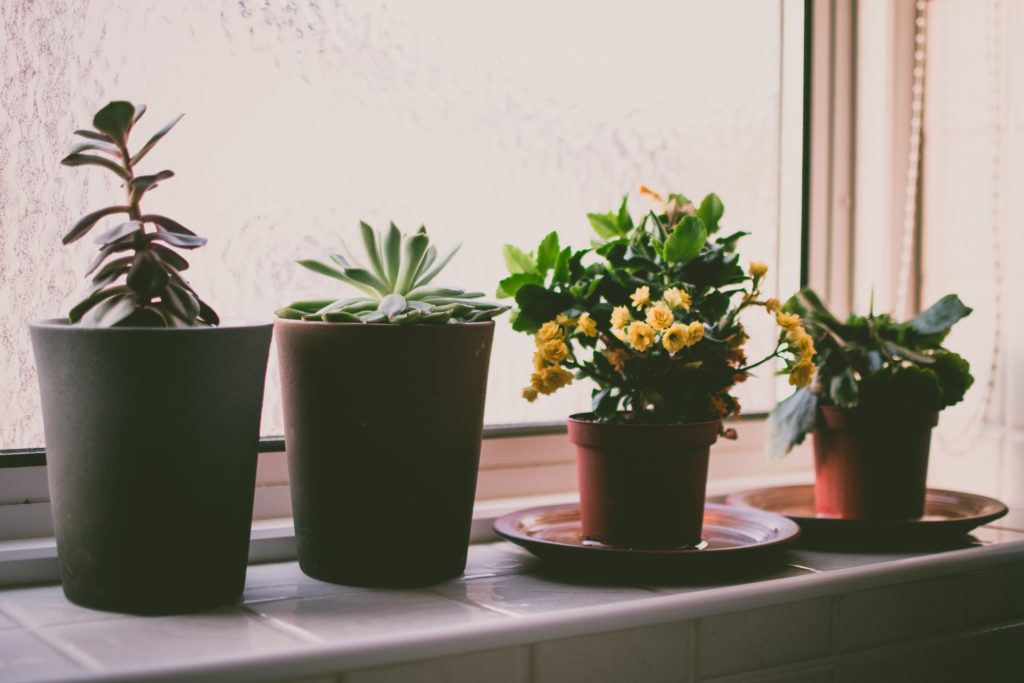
[278,222,508,324]
[60,101,218,327]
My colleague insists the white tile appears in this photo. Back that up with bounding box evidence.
[427,572,653,616]
[532,621,689,683]
[38,608,304,670]
[461,542,531,578]
[0,629,83,682]
[696,598,832,679]
[964,561,1024,627]
[834,638,959,683]
[837,576,963,653]
[0,584,122,628]
[705,663,833,683]
[244,561,363,604]
[0,608,19,629]
[959,622,1024,683]
[782,548,920,572]
[342,647,528,683]
[250,589,504,642]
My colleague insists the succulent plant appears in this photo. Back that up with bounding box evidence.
[277,222,508,324]
[60,101,218,327]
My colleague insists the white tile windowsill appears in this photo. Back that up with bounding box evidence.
[1,519,1023,683]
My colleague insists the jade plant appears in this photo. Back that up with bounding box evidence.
[768,288,974,460]
[61,101,218,327]
[277,222,508,324]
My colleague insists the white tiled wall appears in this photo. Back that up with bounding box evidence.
[921,0,1024,509]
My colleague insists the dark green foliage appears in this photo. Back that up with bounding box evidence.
[60,101,218,327]
[767,288,974,460]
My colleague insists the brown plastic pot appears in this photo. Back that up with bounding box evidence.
[275,319,495,587]
[30,319,273,615]
[813,406,939,520]
[568,415,721,549]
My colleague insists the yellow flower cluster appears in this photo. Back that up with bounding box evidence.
[521,311,599,402]
[776,312,817,387]
[749,261,769,278]
[618,287,704,356]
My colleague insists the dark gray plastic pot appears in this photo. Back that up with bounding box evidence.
[30,319,273,615]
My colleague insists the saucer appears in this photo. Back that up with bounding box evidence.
[725,485,1008,549]
[493,503,800,573]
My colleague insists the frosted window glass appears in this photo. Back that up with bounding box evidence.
[0,0,792,447]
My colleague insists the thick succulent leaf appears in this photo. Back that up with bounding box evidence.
[130,113,184,167]
[298,259,346,280]
[60,153,130,180]
[321,310,362,322]
[383,222,402,288]
[409,286,465,299]
[94,220,142,246]
[359,221,389,283]
[141,214,197,236]
[275,307,306,319]
[68,139,122,158]
[389,309,423,324]
[361,310,389,323]
[342,267,390,294]
[129,170,174,202]
[80,291,137,327]
[418,246,437,279]
[132,103,147,124]
[92,255,134,283]
[196,297,219,325]
[396,233,430,294]
[329,253,351,270]
[378,293,407,316]
[92,101,137,147]
[413,242,462,288]
[126,250,170,296]
[84,235,136,275]
[149,244,189,271]
[63,205,130,244]
[68,285,127,322]
[161,282,200,323]
[147,230,207,249]
[767,388,819,463]
[664,215,707,264]
[909,294,972,335]
[73,129,114,142]
[281,298,339,313]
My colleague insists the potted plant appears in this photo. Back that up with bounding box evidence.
[768,289,974,520]
[30,101,273,614]
[276,223,507,586]
[499,187,813,549]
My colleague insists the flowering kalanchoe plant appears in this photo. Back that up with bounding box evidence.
[767,289,974,460]
[499,186,815,430]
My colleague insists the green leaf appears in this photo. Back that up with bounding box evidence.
[536,231,560,272]
[413,242,461,288]
[616,195,634,234]
[359,221,388,283]
[60,153,130,180]
[767,388,819,462]
[141,214,197,236]
[321,310,362,322]
[275,307,306,320]
[908,294,972,335]
[149,244,189,271]
[663,215,707,264]
[92,101,136,147]
[503,244,537,275]
[553,247,572,284]
[129,170,173,202]
[81,292,137,327]
[68,139,122,158]
[130,113,183,167]
[73,129,114,142]
[697,193,724,233]
[298,259,347,281]
[884,341,936,365]
[396,233,430,294]
[496,272,543,299]
[587,212,620,239]
[126,250,170,296]
[281,299,337,313]
[93,220,142,246]
[829,368,860,408]
[161,283,200,323]
[147,230,207,249]
[378,293,407,316]
[383,222,402,288]
[512,283,573,333]
[196,297,219,325]
[63,206,130,244]
[345,267,391,295]
[592,387,619,419]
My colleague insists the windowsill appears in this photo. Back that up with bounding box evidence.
[1,512,1023,682]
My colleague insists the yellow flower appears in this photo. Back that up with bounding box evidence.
[556,313,574,326]
[638,184,664,203]
[645,302,674,331]
[533,352,546,371]
[538,339,569,364]
[577,312,598,337]
[765,298,781,313]
[536,320,563,342]
[789,358,816,387]
[789,327,815,359]
[687,321,705,344]
[776,312,802,330]
[626,322,656,352]
[662,323,690,354]
[531,366,574,395]
[630,286,650,310]
[604,348,628,373]
[522,387,538,402]
[662,287,692,311]
[709,395,729,417]
[611,305,632,330]
[749,260,769,278]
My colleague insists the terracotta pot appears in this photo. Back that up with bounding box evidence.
[275,319,494,587]
[567,415,721,549]
[30,319,273,615]
[813,406,939,520]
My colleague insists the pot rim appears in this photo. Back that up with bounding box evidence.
[568,412,722,430]
[31,317,273,332]
[817,404,940,429]
[273,317,496,329]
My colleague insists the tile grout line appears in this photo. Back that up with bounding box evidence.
[241,604,327,646]
[24,623,107,673]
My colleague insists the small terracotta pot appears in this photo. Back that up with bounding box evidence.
[813,406,939,520]
[276,319,495,587]
[568,415,721,549]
